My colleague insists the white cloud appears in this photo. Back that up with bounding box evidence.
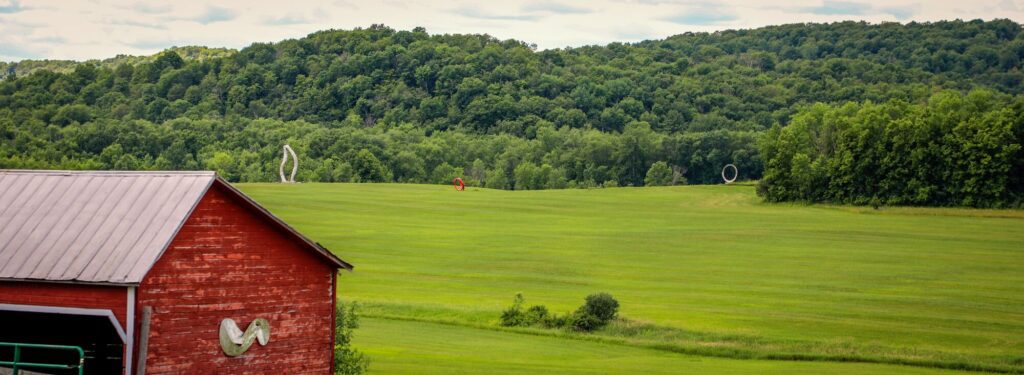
[0,0,1021,61]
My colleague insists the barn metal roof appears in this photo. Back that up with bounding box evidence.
[0,170,351,286]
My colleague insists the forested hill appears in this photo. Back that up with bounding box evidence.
[2,21,1023,190]
[0,46,236,80]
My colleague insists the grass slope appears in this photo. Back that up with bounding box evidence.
[357,317,966,374]
[238,183,1024,373]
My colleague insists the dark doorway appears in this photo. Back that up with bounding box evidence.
[0,310,123,375]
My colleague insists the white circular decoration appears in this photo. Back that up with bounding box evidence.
[722,164,738,184]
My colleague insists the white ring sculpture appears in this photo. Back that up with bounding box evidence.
[722,164,738,184]
[279,144,298,183]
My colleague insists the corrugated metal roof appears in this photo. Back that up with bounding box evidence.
[0,170,215,285]
[0,170,351,286]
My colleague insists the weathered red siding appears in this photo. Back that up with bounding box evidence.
[0,281,128,330]
[136,184,335,374]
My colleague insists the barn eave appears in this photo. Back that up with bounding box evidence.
[0,170,352,287]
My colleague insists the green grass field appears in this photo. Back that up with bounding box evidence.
[238,183,1024,374]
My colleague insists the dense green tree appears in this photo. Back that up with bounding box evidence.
[513,162,541,190]
[352,149,390,182]
[52,104,93,126]
[645,161,674,186]
[429,162,462,184]
[391,150,426,182]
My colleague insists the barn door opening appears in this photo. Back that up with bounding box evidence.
[0,309,123,375]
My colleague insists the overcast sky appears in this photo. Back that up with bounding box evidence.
[1,0,1022,62]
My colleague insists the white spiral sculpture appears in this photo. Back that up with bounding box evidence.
[219,318,270,357]
[279,144,298,183]
[722,164,738,184]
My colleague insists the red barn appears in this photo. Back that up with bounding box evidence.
[0,170,352,374]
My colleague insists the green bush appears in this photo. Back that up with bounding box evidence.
[570,312,605,332]
[499,293,527,327]
[334,301,370,374]
[498,293,620,332]
[500,294,569,329]
[524,305,550,324]
[581,293,619,322]
[542,313,573,329]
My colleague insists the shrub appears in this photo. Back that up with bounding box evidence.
[570,311,605,332]
[568,293,620,332]
[498,292,621,332]
[334,302,369,374]
[581,293,619,321]
[501,294,568,328]
[499,293,526,327]
[524,305,550,324]
[542,313,573,329]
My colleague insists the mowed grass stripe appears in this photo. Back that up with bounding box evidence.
[239,183,1024,372]
[356,317,975,374]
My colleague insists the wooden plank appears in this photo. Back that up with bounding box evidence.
[136,305,153,375]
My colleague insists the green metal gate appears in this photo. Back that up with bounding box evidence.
[0,342,84,375]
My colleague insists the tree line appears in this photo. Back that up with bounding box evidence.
[2,20,1023,192]
[758,90,1024,208]
[0,114,760,188]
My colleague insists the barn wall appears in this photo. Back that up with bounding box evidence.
[0,281,128,330]
[136,184,335,375]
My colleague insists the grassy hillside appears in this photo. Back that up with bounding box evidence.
[238,183,1024,373]
[355,318,966,374]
